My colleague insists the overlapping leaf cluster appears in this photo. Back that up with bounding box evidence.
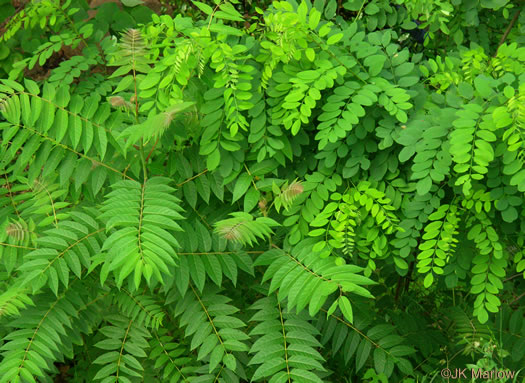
[0,0,524,382]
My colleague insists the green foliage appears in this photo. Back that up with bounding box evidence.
[416,203,459,288]
[214,212,279,246]
[248,296,327,382]
[99,177,184,289]
[92,314,151,382]
[0,0,524,382]
[172,286,249,374]
[255,238,376,322]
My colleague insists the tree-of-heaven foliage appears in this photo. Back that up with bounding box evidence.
[0,0,524,382]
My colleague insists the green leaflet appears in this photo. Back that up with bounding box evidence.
[214,212,279,246]
[256,238,376,316]
[0,280,101,382]
[173,286,249,373]
[93,314,151,381]
[248,296,326,382]
[467,211,506,324]
[416,204,459,284]
[19,210,103,294]
[100,177,184,289]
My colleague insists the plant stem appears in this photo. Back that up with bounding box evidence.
[140,141,148,182]
[494,8,521,56]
